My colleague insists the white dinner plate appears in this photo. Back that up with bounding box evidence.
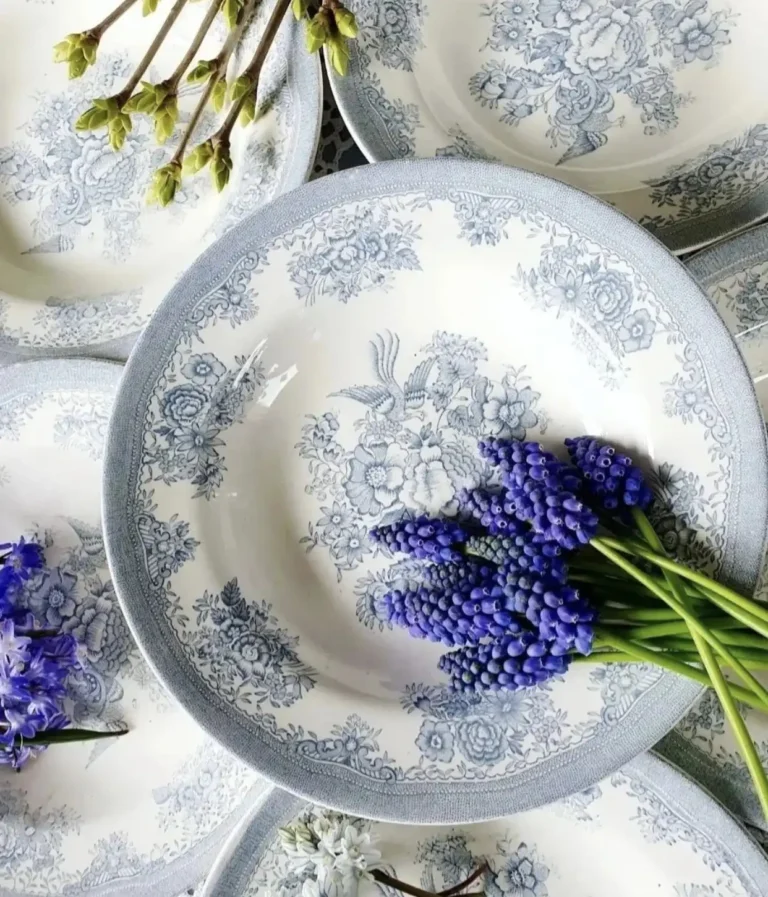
[329,0,768,252]
[0,0,321,363]
[202,754,768,897]
[0,358,266,897]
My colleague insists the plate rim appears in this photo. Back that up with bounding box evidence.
[103,157,768,823]
[0,8,324,365]
[200,753,768,897]
[324,25,768,256]
[0,356,263,897]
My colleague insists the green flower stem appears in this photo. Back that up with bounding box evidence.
[92,0,142,39]
[691,584,768,641]
[648,629,768,650]
[172,0,258,162]
[614,618,743,641]
[628,507,768,822]
[582,649,768,679]
[648,636,768,657]
[597,606,689,623]
[589,631,768,713]
[596,535,768,628]
[590,539,768,709]
[167,0,224,90]
[116,0,190,106]
[217,0,292,140]
[13,727,128,745]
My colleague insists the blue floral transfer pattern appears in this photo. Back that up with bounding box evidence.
[469,0,735,164]
[352,0,428,71]
[417,833,551,897]
[297,330,545,580]
[0,55,204,263]
[708,257,768,343]
[188,578,316,710]
[276,198,423,303]
[640,124,768,231]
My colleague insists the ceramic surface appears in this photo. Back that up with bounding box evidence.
[657,221,768,833]
[328,0,768,252]
[0,358,266,897]
[103,158,768,823]
[0,0,321,363]
[203,754,768,897]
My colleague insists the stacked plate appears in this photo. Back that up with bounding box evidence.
[4,1,768,895]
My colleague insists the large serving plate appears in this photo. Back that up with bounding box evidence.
[103,159,768,823]
[657,221,768,832]
[0,359,266,897]
[0,0,321,363]
[328,0,768,253]
[203,754,768,897]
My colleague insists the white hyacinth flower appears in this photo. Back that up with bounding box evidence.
[334,825,382,878]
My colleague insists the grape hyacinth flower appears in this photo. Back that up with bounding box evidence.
[370,516,468,562]
[438,632,571,692]
[0,535,126,768]
[565,436,654,511]
[467,533,568,583]
[458,487,527,537]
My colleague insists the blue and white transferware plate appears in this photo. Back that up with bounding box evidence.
[0,359,267,896]
[328,0,768,253]
[0,0,321,365]
[657,221,768,833]
[103,159,768,823]
[203,754,768,897]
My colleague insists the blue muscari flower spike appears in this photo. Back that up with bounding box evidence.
[370,515,468,562]
[479,438,597,551]
[458,487,528,537]
[467,533,568,583]
[381,561,506,646]
[438,632,571,692]
[565,436,654,512]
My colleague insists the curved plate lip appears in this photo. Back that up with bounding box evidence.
[325,42,768,257]
[0,15,323,365]
[103,157,768,823]
[201,753,768,897]
[0,356,256,897]
[685,220,768,286]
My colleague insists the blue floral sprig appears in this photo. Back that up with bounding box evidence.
[0,537,126,769]
[371,436,768,824]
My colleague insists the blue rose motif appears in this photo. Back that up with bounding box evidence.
[564,9,644,83]
[344,441,407,515]
[586,271,634,323]
[162,384,209,431]
[537,0,592,29]
[69,134,140,206]
[374,0,412,43]
[456,719,507,764]
[230,632,271,678]
[28,568,77,628]
[491,844,550,897]
[617,309,656,353]
[310,413,340,450]
[474,69,530,107]
[670,0,729,63]
[182,353,226,386]
[416,719,455,763]
[481,381,538,440]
